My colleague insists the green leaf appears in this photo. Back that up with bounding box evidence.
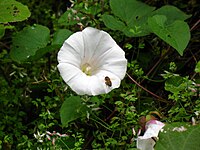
[0,24,5,38]
[27,45,60,61]
[52,29,72,45]
[165,76,185,93]
[110,0,155,25]
[58,9,84,26]
[60,96,89,126]
[102,14,126,31]
[28,29,72,61]
[148,15,190,56]
[56,137,76,149]
[155,123,200,150]
[86,3,101,16]
[0,0,31,23]
[153,5,191,24]
[106,0,155,37]
[165,76,193,95]
[10,24,50,62]
[195,61,200,73]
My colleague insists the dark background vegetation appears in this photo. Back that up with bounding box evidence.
[0,0,199,149]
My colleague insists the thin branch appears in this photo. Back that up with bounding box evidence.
[141,46,170,84]
[190,19,200,31]
[104,108,117,122]
[0,42,10,49]
[0,66,12,87]
[140,19,200,83]
[126,73,168,103]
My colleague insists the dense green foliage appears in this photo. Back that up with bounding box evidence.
[0,0,199,149]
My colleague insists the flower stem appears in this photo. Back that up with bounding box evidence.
[126,73,169,103]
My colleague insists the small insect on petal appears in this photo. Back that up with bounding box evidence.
[105,76,112,87]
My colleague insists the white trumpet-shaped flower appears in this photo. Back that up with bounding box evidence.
[57,27,127,96]
[137,120,165,150]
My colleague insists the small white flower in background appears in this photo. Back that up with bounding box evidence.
[137,120,165,150]
[46,131,68,145]
[34,131,45,143]
[172,126,187,132]
[195,110,200,117]
[34,130,68,145]
[57,27,127,96]
[191,117,196,125]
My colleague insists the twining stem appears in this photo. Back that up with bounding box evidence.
[126,73,169,103]
[190,19,200,31]
[143,19,200,82]
[140,46,170,84]
[90,117,111,131]
[0,42,10,49]
[57,138,71,150]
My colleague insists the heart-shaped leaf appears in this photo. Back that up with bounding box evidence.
[102,0,155,37]
[164,76,186,93]
[0,0,31,23]
[52,29,72,45]
[153,5,191,24]
[10,24,50,62]
[28,29,72,61]
[60,96,89,126]
[58,9,84,26]
[148,15,190,56]
[0,24,5,38]
[102,14,126,31]
[110,0,155,26]
[195,61,200,73]
[27,45,60,61]
[155,122,200,150]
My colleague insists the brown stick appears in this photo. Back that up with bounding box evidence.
[190,19,200,31]
[126,73,168,103]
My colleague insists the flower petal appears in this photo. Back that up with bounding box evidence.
[66,73,105,96]
[85,75,105,95]
[137,138,155,150]
[57,63,103,95]
[91,30,119,60]
[63,31,85,60]
[57,63,82,84]
[100,59,127,79]
[58,63,100,95]
[96,70,121,87]
[92,45,127,79]
[82,27,121,64]
[58,27,127,95]
[58,42,82,67]
[82,70,121,95]
[136,120,165,150]
[82,27,103,63]
[143,120,165,139]
[58,64,121,95]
